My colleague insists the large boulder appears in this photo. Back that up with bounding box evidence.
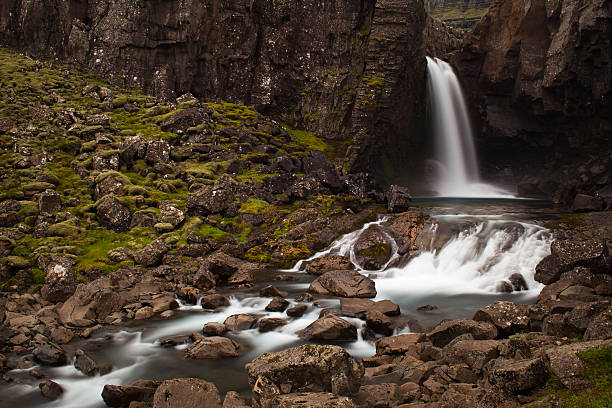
[572,194,605,213]
[33,342,67,366]
[472,301,530,338]
[584,307,612,340]
[39,380,64,400]
[309,270,376,298]
[202,251,260,284]
[224,314,258,331]
[133,239,171,267]
[186,176,248,217]
[385,184,412,213]
[152,378,222,408]
[39,189,61,216]
[353,225,393,270]
[102,380,161,408]
[302,150,343,193]
[488,358,548,394]
[427,319,498,348]
[305,255,353,275]
[382,211,427,255]
[535,239,609,285]
[296,315,357,341]
[545,340,612,391]
[39,255,77,303]
[96,195,132,232]
[183,336,240,359]
[442,339,500,373]
[245,345,363,407]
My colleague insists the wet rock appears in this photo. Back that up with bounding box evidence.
[134,240,171,267]
[202,322,227,337]
[134,306,154,320]
[224,314,258,331]
[265,297,289,312]
[286,304,308,317]
[353,225,393,270]
[183,336,240,359]
[269,392,357,408]
[40,256,77,303]
[373,299,401,316]
[33,342,67,366]
[572,194,605,212]
[201,294,230,310]
[259,318,288,333]
[96,195,132,232]
[417,304,438,311]
[365,310,394,336]
[40,379,64,400]
[176,286,200,305]
[386,185,412,213]
[309,270,376,298]
[375,333,427,355]
[497,281,514,293]
[246,345,363,406]
[488,357,548,393]
[39,189,61,216]
[102,380,161,408]
[149,294,179,314]
[472,301,530,338]
[340,298,374,318]
[305,255,353,275]
[427,319,498,348]
[382,211,428,255]
[74,348,101,376]
[508,273,528,291]
[260,285,284,297]
[535,240,609,285]
[296,314,357,341]
[159,335,190,347]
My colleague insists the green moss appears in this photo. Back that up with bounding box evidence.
[244,245,272,263]
[281,125,332,156]
[46,220,80,237]
[1,255,31,268]
[239,198,271,214]
[22,182,55,192]
[358,244,391,262]
[17,201,39,219]
[363,75,384,87]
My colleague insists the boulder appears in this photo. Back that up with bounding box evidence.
[203,251,260,282]
[488,358,548,393]
[286,304,308,317]
[508,273,528,291]
[183,336,240,359]
[149,293,179,314]
[186,176,247,217]
[305,255,353,275]
[584,307,612,340]
[309,270,376,298]
[365,310,394,336]
[356,383,399,408]
[572,194,605,212]
[353,225,393,270]
[373,299,400,316]
[102,380,161,408]
[159,201,185,228]
[93,152,120,171]
[152,378,221,408]
[33,342,67,366]
[159,107,209,133]
[265,297,289,312]
[260,285,284,297]
[74,348,100,376]
[39,189,61,215]
[340,298,374,318]
[545,340,612,391]
[134,240,171,267]
[245,344,363,406]
[301,150,343,192]
[144,139,171,164]
[472,301,530,338]
[40,255,77,303]
[202,322,227,336]
[382,211,427,255]
[443,340,500,373]
[39,380,64,400]
[96,195,132,232]
[224,314,258,331]
[296,314,357,341]
[535,240,609,285]
[270,393,357,408]
[201,294,230,310]
[375,333,427,355]
[386,185,412,212]
[222,391,251,408]
[427,319,498,348]
[259,318,288,333]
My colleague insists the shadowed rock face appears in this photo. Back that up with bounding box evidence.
[457,0,611,179]
[0,0,449,185]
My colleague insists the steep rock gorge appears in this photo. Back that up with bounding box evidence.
[0,0,450,184]
[456,0,611,196]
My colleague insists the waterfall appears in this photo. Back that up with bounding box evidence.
[426,57,512,198]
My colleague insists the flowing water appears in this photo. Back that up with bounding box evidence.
[0,199,560,408]
[426,57,512,198]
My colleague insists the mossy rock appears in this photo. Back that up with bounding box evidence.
[22,182,55,192]
[154,222,175,233]
[17,201,39,219]
[46,220,80,237]
[1,255,31,269]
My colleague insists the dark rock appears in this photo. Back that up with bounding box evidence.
[39,189,61,216]
[386,185,412,212]
[40,255,77,303]
[134,240,171,267]
[96,195,132,232]
[584,307,612,341]
[224,314,258,331]
[542,314,581,338]
[375,333,426,355]
[183,337,240,359]
[565,301,610,331]
[353,225,393,270]
[246,345,363,406]
[202,322,227,337]
[497,281,514,293]
[160,108,210,133]
[302,150,342,193]
[260,285,284,297]
[102,380,160,408]
[535,240,609,285]
[427,319,498,348]
[508,273,528,291]
[296,315,357,341]
[201,294,230,310]
[572,194,605,213]
[93,152,120,171]
[340,298,375,318]
[373,299,401,316]
[472,301,530,338]
[258,318,287,333]
[545,340,611,391]
[152,378,222,408]
[265,297,289,312]
[286,304,308,317]
[309,270,376,298]
[39,380,64,400]
[305,255,353,275]
[365,310,394,336]
[186,176,247,217]
[74,348,100,376]
[33,342,67,366]
[488,358,548,393]
[417,305,438,311]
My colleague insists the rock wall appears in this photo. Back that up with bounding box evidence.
[457,0,611,184]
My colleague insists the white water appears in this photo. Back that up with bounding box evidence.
[426,57,513,198]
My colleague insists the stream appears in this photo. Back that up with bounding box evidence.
[1,198,560,407]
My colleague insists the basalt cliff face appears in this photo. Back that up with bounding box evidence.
[457,0,611,196]
[0,0,442,183]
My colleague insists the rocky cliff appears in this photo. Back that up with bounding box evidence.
[457,0,611,198]
[425,0,494,29]
[0,0,444,185]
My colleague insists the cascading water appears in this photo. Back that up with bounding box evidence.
[426,57,512,198]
